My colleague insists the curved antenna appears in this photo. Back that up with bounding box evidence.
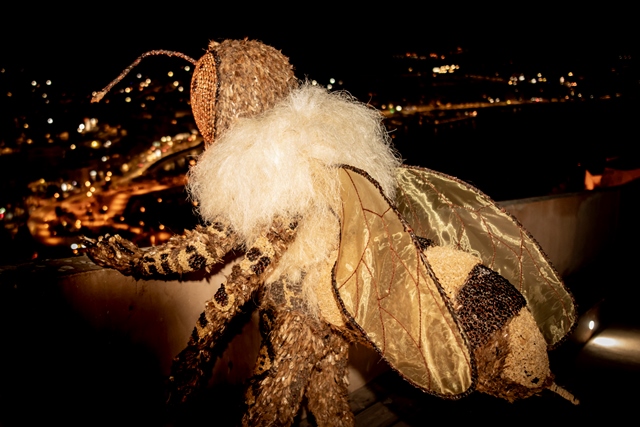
[92,50,197,103]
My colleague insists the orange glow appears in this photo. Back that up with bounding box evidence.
[584,170,602,190]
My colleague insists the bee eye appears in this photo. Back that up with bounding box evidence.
[190,52,218,146]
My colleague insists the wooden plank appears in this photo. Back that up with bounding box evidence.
[355,401,399,427]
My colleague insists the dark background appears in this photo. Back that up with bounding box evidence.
[2,4,636,90]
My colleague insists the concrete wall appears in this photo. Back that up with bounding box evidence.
[502,185,625,278]
[0,253,384,424]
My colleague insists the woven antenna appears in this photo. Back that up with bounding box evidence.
[91,50,197,103]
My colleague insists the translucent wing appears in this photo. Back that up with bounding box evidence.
[333,166,474,398]
[394,165,576,348]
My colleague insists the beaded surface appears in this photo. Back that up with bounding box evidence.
[456,264,527,349]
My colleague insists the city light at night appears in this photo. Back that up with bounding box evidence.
[0,14,637,264]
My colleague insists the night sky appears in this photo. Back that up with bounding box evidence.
[2,4,636,93]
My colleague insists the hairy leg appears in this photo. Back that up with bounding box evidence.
[168,217,299,404]
[84,218,238,277]
[242,309,330,427]
[306,329,354,427]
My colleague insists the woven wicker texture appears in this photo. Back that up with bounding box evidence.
[192,40,297,145]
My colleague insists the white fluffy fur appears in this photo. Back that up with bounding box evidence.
[188,84,401,315]
[188,84,400,244]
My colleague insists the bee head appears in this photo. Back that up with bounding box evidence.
[190,39,297,146]
[92,39,297,147]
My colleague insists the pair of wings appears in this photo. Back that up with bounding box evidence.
[332,165,576,398]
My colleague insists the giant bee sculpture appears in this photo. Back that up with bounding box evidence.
[85,39,577,426]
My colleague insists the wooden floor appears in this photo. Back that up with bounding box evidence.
[297,368,576,427]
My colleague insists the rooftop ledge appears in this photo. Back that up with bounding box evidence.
[1,182,636,424]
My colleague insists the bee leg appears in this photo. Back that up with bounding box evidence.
[168,217,299,405]
[167,262,261,405]
[136,219,238,277]
[242,310,326,427]
[82,233,144,275]
[305,329,354,427]
[84,218,238,278]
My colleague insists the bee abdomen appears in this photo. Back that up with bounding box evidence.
[455,264,526,349]
[426,246,552,401]
[455,264,550,401]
